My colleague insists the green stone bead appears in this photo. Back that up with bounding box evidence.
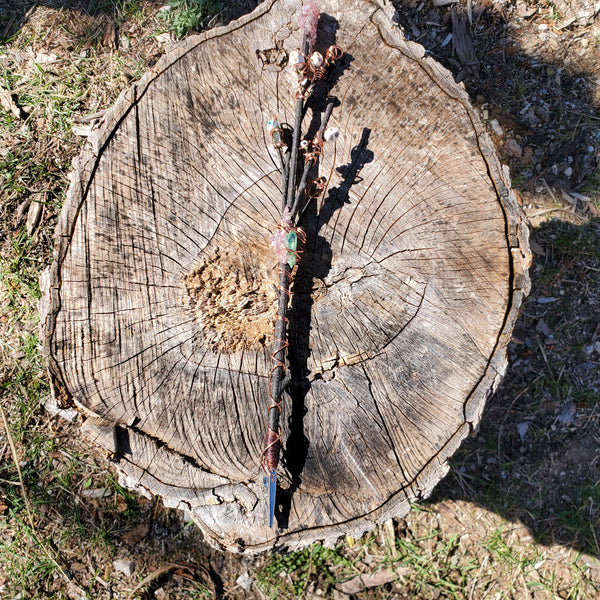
[285,231,297,268]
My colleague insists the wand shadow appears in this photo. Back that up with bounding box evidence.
[276,127,374,529]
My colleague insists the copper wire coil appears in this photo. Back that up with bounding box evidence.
[295,86,311,100]
[270,126,287,149]
[294,61,309,75]
[304,134,323,164]
[312,66,326,80]
[261,428,281,472]
[325,45,343,62]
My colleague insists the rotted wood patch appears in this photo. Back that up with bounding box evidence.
[183,246,277,353]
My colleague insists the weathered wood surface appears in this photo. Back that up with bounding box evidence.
[40,0,531,552]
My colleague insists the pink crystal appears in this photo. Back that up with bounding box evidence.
[272,228,289,264]
[299,1,320,48]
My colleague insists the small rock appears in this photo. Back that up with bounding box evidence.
[113,559,135,577]
[81,488,110,498]
[517,421,529,442]
[523,108,540,128]
[564,166,573,178]
[594,341,600,353]
[155,32,171,44]
[538,23,549,31]
[505,138,523,158]
[535,105,550,122]
[537,297,557,304]
[557,403,576,425]
[535,318,552,337]
[236,572,252,591]
[489,119,503,136]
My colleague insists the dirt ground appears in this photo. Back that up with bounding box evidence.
[0,0,599,598]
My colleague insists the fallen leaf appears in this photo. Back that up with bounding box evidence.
[381,519,397,558]
[535,318,552,337]
[517,421,529,442]
[0,86,24,119]
[113,558,135,577]
[26,198,43,235]
[35,51,58,65]
[155,32,171,44]
[336,566,409,594]
[120,522,149,544]
[557,403,576,425]
[102,22,117,49]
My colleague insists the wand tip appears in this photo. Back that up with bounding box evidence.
[264,469,277,528]
[299,1,320,48]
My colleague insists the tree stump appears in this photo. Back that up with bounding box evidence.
[40,0,531,552]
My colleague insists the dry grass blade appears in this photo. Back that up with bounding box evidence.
[127,562,214,599]
[0,403,86,598]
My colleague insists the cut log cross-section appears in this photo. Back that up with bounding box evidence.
[40,0,531,552]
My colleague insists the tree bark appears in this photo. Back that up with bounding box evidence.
[40,0,531,552]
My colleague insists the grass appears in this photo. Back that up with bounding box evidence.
[0,4,170,596]
[254,504,599,599]
[256,542,356,597]
[157,0,223,38]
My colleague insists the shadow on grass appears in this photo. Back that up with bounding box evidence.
[392,0,599,193]
[0,0,260,43]
[1,0,121,43]
[433,217,600,556]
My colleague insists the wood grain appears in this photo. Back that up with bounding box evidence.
[40,0,531,552]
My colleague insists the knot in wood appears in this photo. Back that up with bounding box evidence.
[184,247,276,352]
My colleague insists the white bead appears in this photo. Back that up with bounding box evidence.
[266,119,279,133]
[288,50,305,68]
[324,127,340,142]
[310,52,323,68]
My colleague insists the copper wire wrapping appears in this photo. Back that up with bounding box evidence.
[260,224,306,474]
[303,131,324,164]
